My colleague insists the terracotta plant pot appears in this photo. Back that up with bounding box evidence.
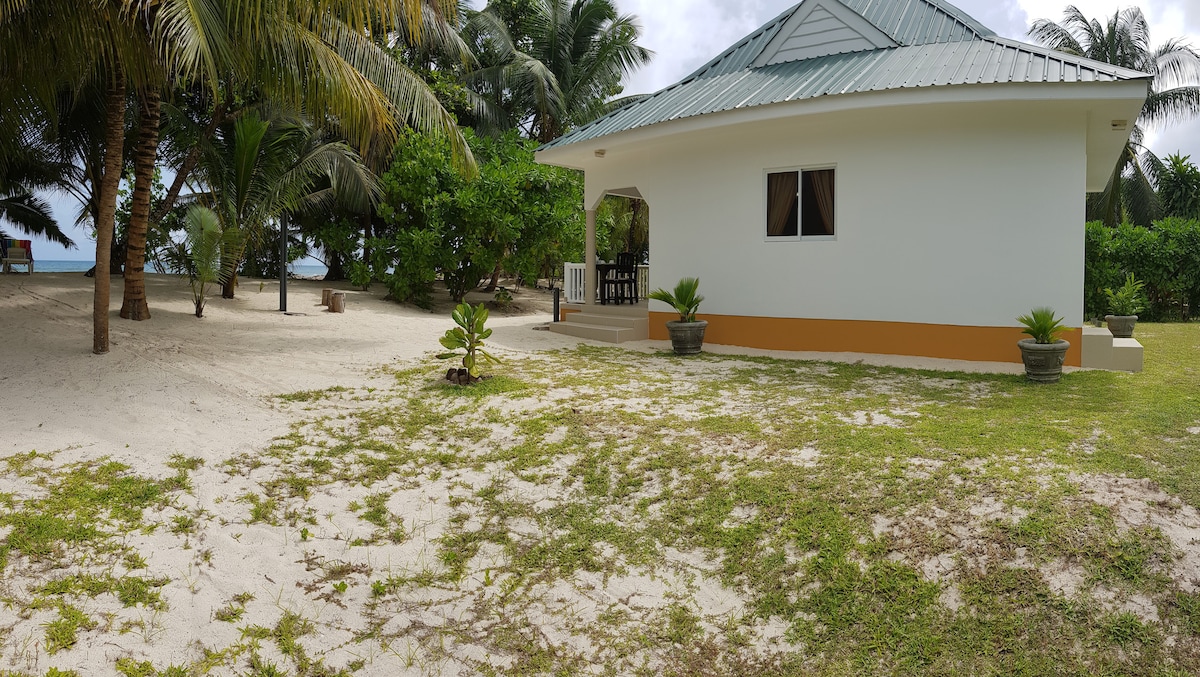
[665,320,707,355]
[1104,314,1137,338]
[1017,338,1070,383]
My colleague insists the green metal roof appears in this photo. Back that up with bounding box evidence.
[540,0,1150,152]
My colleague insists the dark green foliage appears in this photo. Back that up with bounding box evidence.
[376,128,582,303]
[1159,154,1200,219]
[1085,219,1200,320]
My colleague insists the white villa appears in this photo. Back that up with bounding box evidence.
[536,0,1149,367]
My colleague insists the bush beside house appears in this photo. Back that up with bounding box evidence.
[1085,219,1200,321]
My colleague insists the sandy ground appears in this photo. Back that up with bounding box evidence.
[0,273,578,472]
[1,272,1027,469]
[0,272,1193,675]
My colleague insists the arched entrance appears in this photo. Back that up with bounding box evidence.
[551,187,651,343]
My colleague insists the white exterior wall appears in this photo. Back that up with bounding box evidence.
[583,100,1088,327]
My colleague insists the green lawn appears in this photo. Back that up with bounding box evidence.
[3,324,1199,676]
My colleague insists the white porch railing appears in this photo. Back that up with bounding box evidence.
[563,263,649,304]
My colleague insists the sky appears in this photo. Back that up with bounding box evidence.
[31,0,1200,260]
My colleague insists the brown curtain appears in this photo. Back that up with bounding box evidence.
[809,169,835,235]
[767,172,798,236]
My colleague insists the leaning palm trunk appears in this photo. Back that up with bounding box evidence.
[120,90,161,320]
[94,79,127,354]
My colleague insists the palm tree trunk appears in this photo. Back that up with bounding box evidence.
[484,261,502,292]
[221,254,240,298]
[120,90,161,321]
[149,103,224,225]
[94,79,127,354]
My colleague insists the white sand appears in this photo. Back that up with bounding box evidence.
[0,272,1093,675]
[1,273,1027,465]
[1,273,576,469]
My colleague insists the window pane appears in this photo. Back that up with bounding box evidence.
[801,169,835,236]
[767,172,798,237]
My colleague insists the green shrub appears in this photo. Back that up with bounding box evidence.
[1085,218,1200,321]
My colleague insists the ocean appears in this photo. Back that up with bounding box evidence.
[31,260,330,278]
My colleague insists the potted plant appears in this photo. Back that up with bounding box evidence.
[1016,307,1070,383]
[1103,274,1146,338]
[648,277,706,355]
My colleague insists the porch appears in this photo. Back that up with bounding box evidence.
[550,262,650,343]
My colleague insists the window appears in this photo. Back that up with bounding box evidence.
[766,168,835,238]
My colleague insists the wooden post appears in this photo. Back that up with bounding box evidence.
[321,288,333,306]
[330,291,346,313]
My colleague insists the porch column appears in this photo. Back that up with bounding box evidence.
[584,208,597,306]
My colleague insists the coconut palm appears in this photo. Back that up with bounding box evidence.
[467,0,652,143]
[0,143,79,248]
[1029,6,1200,226]
[195,109,378,300]
[0,0,473,351]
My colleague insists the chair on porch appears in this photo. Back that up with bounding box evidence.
[600,252,638,305]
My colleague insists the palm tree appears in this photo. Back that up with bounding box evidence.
[0,143,78,248]
[467,0,652,143]
[1,0,473,352]
[195,109,378,300]
[1029,6,1200,226]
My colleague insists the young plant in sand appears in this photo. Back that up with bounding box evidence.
[438,302,501,383]
[182,206,242,318]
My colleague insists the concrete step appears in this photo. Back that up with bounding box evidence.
[1081,325,1114,369]
[549,321,642,343]
[1111,338,1144,372]
[563,312,648,330]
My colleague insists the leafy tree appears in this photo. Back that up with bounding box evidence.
[1158,153,1200,219]
[377,128,582,305]
[1029,6,1200,226]
[467,0,652,142]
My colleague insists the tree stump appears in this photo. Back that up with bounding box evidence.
[321,288,333,306]
[330,292,346,313]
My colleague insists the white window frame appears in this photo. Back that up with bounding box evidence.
[763,164,837,242]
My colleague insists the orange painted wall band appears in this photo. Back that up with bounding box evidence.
[649,312,1082,367]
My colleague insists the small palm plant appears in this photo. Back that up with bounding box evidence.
[438,302,501,381]
[1104,274,1146,316]
[648,277,704,322]
[182,206,242,318]
[1017,307,1068,344]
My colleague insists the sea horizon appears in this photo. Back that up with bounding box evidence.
[27,259,330,278]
